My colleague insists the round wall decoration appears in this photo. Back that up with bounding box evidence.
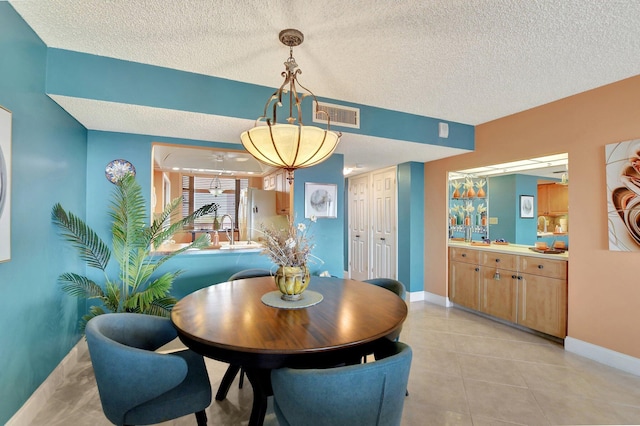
[105,159,135,184]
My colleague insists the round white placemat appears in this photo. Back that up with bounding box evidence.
[261,290,323,309]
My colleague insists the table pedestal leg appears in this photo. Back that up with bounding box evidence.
[244,368,272,426]
[215,364,241,401]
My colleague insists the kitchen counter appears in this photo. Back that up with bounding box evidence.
[448,240,568,260]
[152,241,263,255]
[536,231,568,237]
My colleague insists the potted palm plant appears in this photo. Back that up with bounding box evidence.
[52,173,216,331]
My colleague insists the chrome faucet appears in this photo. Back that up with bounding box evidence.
[220,214,234,245]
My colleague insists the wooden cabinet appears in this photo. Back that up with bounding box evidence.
[517,256,567,337]
[449,247,480,309]
[263,174,276,190]
[263,170,291,216]
[479,252,517,322]
[449,246,567,338]
[274,170,291,216]
[538,183,568,215]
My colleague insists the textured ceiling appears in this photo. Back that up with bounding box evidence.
[9,0,640,174]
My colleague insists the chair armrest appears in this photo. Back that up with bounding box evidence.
[87,333,188,422]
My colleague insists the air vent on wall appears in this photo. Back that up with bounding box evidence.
[313,101,360,129]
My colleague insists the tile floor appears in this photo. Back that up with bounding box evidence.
[30,301,640,425]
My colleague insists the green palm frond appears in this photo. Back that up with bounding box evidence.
[127,250,159,294]
[58,273,105,299]
[124,272,175,312]
[79,305,107,333]
[148,234,209,272]
[52,203,111,271]
[103,282,122,313]
[110,174,148,293]
[148,197,183,247]
[145,296,178,317]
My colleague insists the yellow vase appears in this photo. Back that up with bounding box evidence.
[275,265,310,301]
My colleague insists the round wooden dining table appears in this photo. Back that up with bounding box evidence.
[171,276,408,426]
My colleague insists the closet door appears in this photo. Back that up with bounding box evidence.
[348,175,369,281]
[372,168,396,279]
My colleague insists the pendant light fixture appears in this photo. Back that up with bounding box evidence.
[240,29,341,184]
[209,176,223,196]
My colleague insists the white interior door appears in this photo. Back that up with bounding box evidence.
[372,168,396,279]
[348,175,369,281]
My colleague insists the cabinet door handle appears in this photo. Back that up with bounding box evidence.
[518,275,523,280]
[537,265,544,269]
[380,237,386,241]
[462,253,467,257]
[475,267,479,272]
[512,275,517,279]
[495,258,500,263]
[355,234,360,238]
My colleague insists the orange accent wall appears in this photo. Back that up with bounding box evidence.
[425,74,640,358]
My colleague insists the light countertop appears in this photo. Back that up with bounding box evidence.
[448,240,568,260]
[152,241,263,255]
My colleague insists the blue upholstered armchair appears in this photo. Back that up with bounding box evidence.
[85,313,212,425]
[271,341,412,426]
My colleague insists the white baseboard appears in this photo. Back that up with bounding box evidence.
[565,336,640,377]
[7,338,87,426]
[407,290,424,302]
[408,290,453,307]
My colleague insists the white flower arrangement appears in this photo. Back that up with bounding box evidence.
[259,216,317,267]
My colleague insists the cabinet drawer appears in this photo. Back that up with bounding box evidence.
[518,256,567,280]
[481,252,517,271]
[449,247,480,264]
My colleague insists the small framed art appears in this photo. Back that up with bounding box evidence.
[520,195,535,218]
[304,183,337,218]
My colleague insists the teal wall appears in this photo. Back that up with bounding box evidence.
[293,155,345,278]
[488,175,517,242]
[514,174,540,245]
[488,174,546,245]
[0,4,87,424]
[398,162,425,292]
[45,48,475,150]
[0,5,475,423]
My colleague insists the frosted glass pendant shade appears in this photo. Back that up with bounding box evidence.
[241,123,340,170]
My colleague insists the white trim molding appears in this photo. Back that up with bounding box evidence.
[408,290,453,307]
[407,290,424,302]
[565,336,640,377]
[7,339,88,426]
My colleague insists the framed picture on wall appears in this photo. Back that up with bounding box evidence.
[520,195,534,218]
[606,138,640,251]
[304,183,337,218]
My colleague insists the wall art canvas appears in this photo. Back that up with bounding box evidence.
[0,106,11,262]
[520,195,535,218]
[606,138,640,251]
[304,183,337,218]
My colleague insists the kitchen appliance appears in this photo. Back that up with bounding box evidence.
[238,188,280,241]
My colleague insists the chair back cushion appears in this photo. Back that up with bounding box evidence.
[271,342,412,426]
[228,268,272,280]
[364,278,406,301]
